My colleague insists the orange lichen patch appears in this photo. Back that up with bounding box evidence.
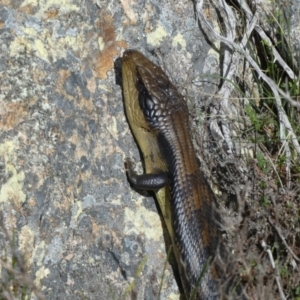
[56,69,94,112]
[79,169,92,183]
[0,102,28,131]
[54,185,74,211]
[96,12,116,45]
[44,145,56,157]
[87,76,96,94]
[96,40,127,80]
[43,7,60,20]
[0,21,4,29]
[19,4,35,15]
[1,0,11,7]
[55,69,74,102]
[32,68,47,84]
[91,219,101,237]
[77,96,94,113]
[64,252,74,261]
[120,0,138,25]
[68,133,88,160]
[95,11,127,79]
[57,69,71,94]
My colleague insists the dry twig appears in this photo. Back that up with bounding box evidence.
[196,0,300,179]
[261,240,287,300]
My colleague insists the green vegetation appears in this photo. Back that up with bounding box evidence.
[195,0,300,299]
[0,219,44,300]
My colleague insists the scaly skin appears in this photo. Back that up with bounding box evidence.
[122,49,222,299]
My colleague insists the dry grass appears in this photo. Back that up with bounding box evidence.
[0,213,46,300]
[193,0,300,299]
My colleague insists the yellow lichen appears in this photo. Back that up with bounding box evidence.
[34,266,50,289]
[0,140,26,204]
[172,33,187,50]
[146,24,167,46]
[124,201,163,242]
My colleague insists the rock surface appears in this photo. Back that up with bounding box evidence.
[0,1,214,299]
